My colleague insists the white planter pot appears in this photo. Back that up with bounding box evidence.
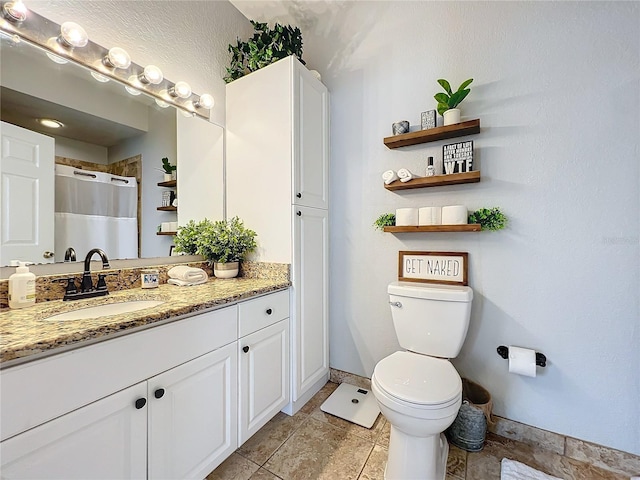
[213,262,239,279]
[163,173,173,182]
[443,108,461,126]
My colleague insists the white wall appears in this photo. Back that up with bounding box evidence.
[239,1,640,455]
[54,137,108,164]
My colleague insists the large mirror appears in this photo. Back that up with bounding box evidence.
[0,34,224,269]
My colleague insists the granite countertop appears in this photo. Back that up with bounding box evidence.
[0,278,290,367]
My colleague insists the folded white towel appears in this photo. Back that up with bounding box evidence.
[397,168,418,183]
[167,266,208,283]
[167,277,208,287]
[381,170,399,185]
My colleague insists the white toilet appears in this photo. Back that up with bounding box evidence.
[371,281,473,480]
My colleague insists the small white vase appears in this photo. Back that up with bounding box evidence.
[213,262,239,279]
[163,173,173,182]
[443,108,461,126]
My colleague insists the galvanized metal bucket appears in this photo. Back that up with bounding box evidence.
[446,378,493,452]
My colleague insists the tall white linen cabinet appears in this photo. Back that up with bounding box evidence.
[226,56,329,415]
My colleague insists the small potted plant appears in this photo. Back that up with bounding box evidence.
[174,217,257,278]
[468,207,507,231]
[374,213,396,230]
[224,20,304,83]
[161,157,176,181]
[434,78,473,126]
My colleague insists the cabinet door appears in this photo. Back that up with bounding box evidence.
[0,382,147,479]
[292,205,329,401]
[293,62,329,210]
[148,342,238,480]
[239,319,290,445]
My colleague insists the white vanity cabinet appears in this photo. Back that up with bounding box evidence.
[0,306,239,479]
[238,291,290,445]
[227,56,329,414]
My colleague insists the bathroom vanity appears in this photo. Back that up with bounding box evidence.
[0,282,290,479]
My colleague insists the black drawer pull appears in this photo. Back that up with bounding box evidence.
[243,346,250,353]
[135,398,146,409]
[266,308,272,315]
[154,388,165,399]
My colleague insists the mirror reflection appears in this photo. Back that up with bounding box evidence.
[0,35,224,267]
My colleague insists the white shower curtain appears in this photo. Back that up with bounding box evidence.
[55,164,138,262]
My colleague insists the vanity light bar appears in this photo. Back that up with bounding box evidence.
[0,2,213,120]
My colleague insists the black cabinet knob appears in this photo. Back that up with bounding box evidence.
[266,308,272,315]
[135,398,146,409]
[296,193,302,198]
[154,388,165,399]
[297,211,302,216]
[242,346,250,353]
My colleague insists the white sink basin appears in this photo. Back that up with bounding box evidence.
[45,300,165,322]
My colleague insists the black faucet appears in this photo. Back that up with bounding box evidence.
[81,248,110,292]
[64,247,76,262]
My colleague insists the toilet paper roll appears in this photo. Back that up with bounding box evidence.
[441,205,468,225]
[161,222,171,232]
[396,208,419,226]
[508,346,537,377]
[418,207,436,226]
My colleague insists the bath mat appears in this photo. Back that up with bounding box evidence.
[320,383,380,428]
[501,458,561,480]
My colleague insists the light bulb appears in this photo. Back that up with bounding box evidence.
[103,47,130,69]
[139,65,163,85]
[125,75,142,95]
[155,98,170,108]
[46,52,68,64]
[38,118,64,128]
[2,1,27,22]
[91,71,109,83]
[168,81,191,99]
[194,93,214,110]
[59,21,88,48]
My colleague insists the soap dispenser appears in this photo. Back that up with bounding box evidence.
[8,262,36,309]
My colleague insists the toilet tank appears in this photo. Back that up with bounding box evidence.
[388,281,473,358]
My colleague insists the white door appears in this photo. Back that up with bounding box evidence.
[147,343,238,480]
[293,62,329,210]
[239,319,290,445]
[0,121,55,265]
[292,205,329,401]
[0,382,147,479]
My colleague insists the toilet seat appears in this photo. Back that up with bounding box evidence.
[373,351,461,407]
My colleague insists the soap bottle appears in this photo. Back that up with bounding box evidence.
[8,262,36,309]
[426,156,436,177]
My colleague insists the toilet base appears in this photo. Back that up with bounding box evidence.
[385,428,448,480]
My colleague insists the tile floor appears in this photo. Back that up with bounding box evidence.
[207,382,631,480]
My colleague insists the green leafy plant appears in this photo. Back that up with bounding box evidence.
[468,207,507,231]
[174,217,257,264]
[434,78,473,116]
[161,157,176,174]
[373,213,396,230]
[224,20,304,83]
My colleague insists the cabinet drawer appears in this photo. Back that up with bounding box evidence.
[239,290,289,337]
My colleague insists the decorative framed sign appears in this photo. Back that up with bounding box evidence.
[398,251,468,286]
[421,110,436,130]
[442,140,473,174]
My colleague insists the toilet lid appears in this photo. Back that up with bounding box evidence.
[374,351,461,406]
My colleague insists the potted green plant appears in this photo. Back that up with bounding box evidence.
[374,213,396,230]
[161,157,176,181]
[224,20,304,83]
[468,207,507,231]
[434,78,473,126]
[174,217,257,278]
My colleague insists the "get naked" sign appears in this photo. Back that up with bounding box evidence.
[398,251,468,286]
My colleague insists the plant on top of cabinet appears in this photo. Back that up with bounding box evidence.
[468,207,507,231]
[174,217,257,278]
[224,21,304,83]
[374,213,396,230]
[434,78,473,126]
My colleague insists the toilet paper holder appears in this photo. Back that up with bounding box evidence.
[497,346,547,367]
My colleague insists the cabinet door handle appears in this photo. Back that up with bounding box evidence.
[242,346,250,353]
[154,388,165,399]
[266,308,272,315]
[297,211,302,216]
[135,398,147,409]
[296,193,302,198]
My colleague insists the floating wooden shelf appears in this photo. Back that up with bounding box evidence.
[384,224,481,233]
[157,206,177,211]
[156,231,176,236]
[157,180,176,187]
[383,119,480,149]
[385,171,480,191]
